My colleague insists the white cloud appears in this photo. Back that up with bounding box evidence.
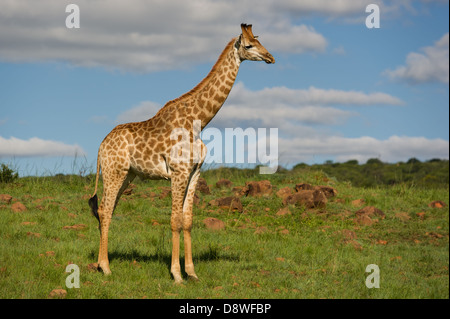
[209,82,403,134]
[0,0,328,72]
[0,136,86,158]
[228,83,404,106]
[116,101,162,124]
[384,33,449,85]
[274,0,372,16]
[262,23,327,54]
[1,0,444,72]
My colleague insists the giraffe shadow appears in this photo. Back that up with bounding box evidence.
[89,248,240,278]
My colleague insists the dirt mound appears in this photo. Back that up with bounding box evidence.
[245,180,273,197]
[11,202,27,213]
[216,179,233,188]
[203,217,225,231]
[196,178,211,194]
[428,200,447,208]
[209,196,243,212]
[354,206,385,226]
[283,189,327,209]
[0,194,12,204]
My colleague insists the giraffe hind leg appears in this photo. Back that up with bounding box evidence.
[96,170,136,275]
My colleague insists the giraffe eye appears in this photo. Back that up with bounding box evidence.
[245,45,253,50]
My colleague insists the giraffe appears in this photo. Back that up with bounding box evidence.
[89,23,275,283]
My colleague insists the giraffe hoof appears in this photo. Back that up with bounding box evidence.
[98,262,112,275]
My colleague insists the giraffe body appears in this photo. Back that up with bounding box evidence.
[89,24,274,282]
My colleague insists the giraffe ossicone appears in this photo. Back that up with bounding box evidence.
[89,23,275,283]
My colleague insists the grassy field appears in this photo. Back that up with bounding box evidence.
[0,167,448,299]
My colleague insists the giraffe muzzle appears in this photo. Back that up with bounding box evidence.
[264,53,275,64]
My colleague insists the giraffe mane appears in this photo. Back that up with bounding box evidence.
[156,37,238,114]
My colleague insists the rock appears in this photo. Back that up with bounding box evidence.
[283,189,327,209]
[254,226,268,234]
[341,230,362,250]
[87,263,100,272]
[48,288,67,299]
[122,183,136,196]
[354,215,374,226]
[0,194,12,204]
[347,239,363,250]
[63,224,87,230]
[428,200,447,208]
[316,186,337,198]
[353,206,385,226]
[425,231,443,239]
[193,193,200,205]
[158,187,171,199]
[209,196,243,212]
[294,183,336,198]
[203,217,225,231]
[196,178,210,194]
[151,219,160,226]
[276,207,291,216]
[294,183,313,192]
[11,202,27,213]
[395,212,411,221]
[232,186,248,197]
[355,206,385,219]
[276,187,292,200]
[342,229,357,240]
[216,179,232,188]
[351,199,365,207]
[245,180,273,197]
[416,212,426,220]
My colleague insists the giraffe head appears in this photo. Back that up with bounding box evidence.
[236,23,275,64]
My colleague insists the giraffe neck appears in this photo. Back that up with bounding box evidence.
[162,37,241,130]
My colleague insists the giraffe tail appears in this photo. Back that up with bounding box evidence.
[88,153,101,223]
[88,194,99,222]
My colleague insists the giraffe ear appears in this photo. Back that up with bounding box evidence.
[235,34,242,49]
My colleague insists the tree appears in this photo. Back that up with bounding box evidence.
[0,164,19,183]
[366,158,383,165]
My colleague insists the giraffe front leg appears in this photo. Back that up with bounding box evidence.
[170,230,183,284]
[182,168,202,281]
[183,141,206,281]
[170,173,188,284]
[183,230,198,281]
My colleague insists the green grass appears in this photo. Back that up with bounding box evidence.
[0,169,448,299]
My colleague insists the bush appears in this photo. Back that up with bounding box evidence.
[0,163,19,183]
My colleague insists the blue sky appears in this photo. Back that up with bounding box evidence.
[0,0,448,176]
